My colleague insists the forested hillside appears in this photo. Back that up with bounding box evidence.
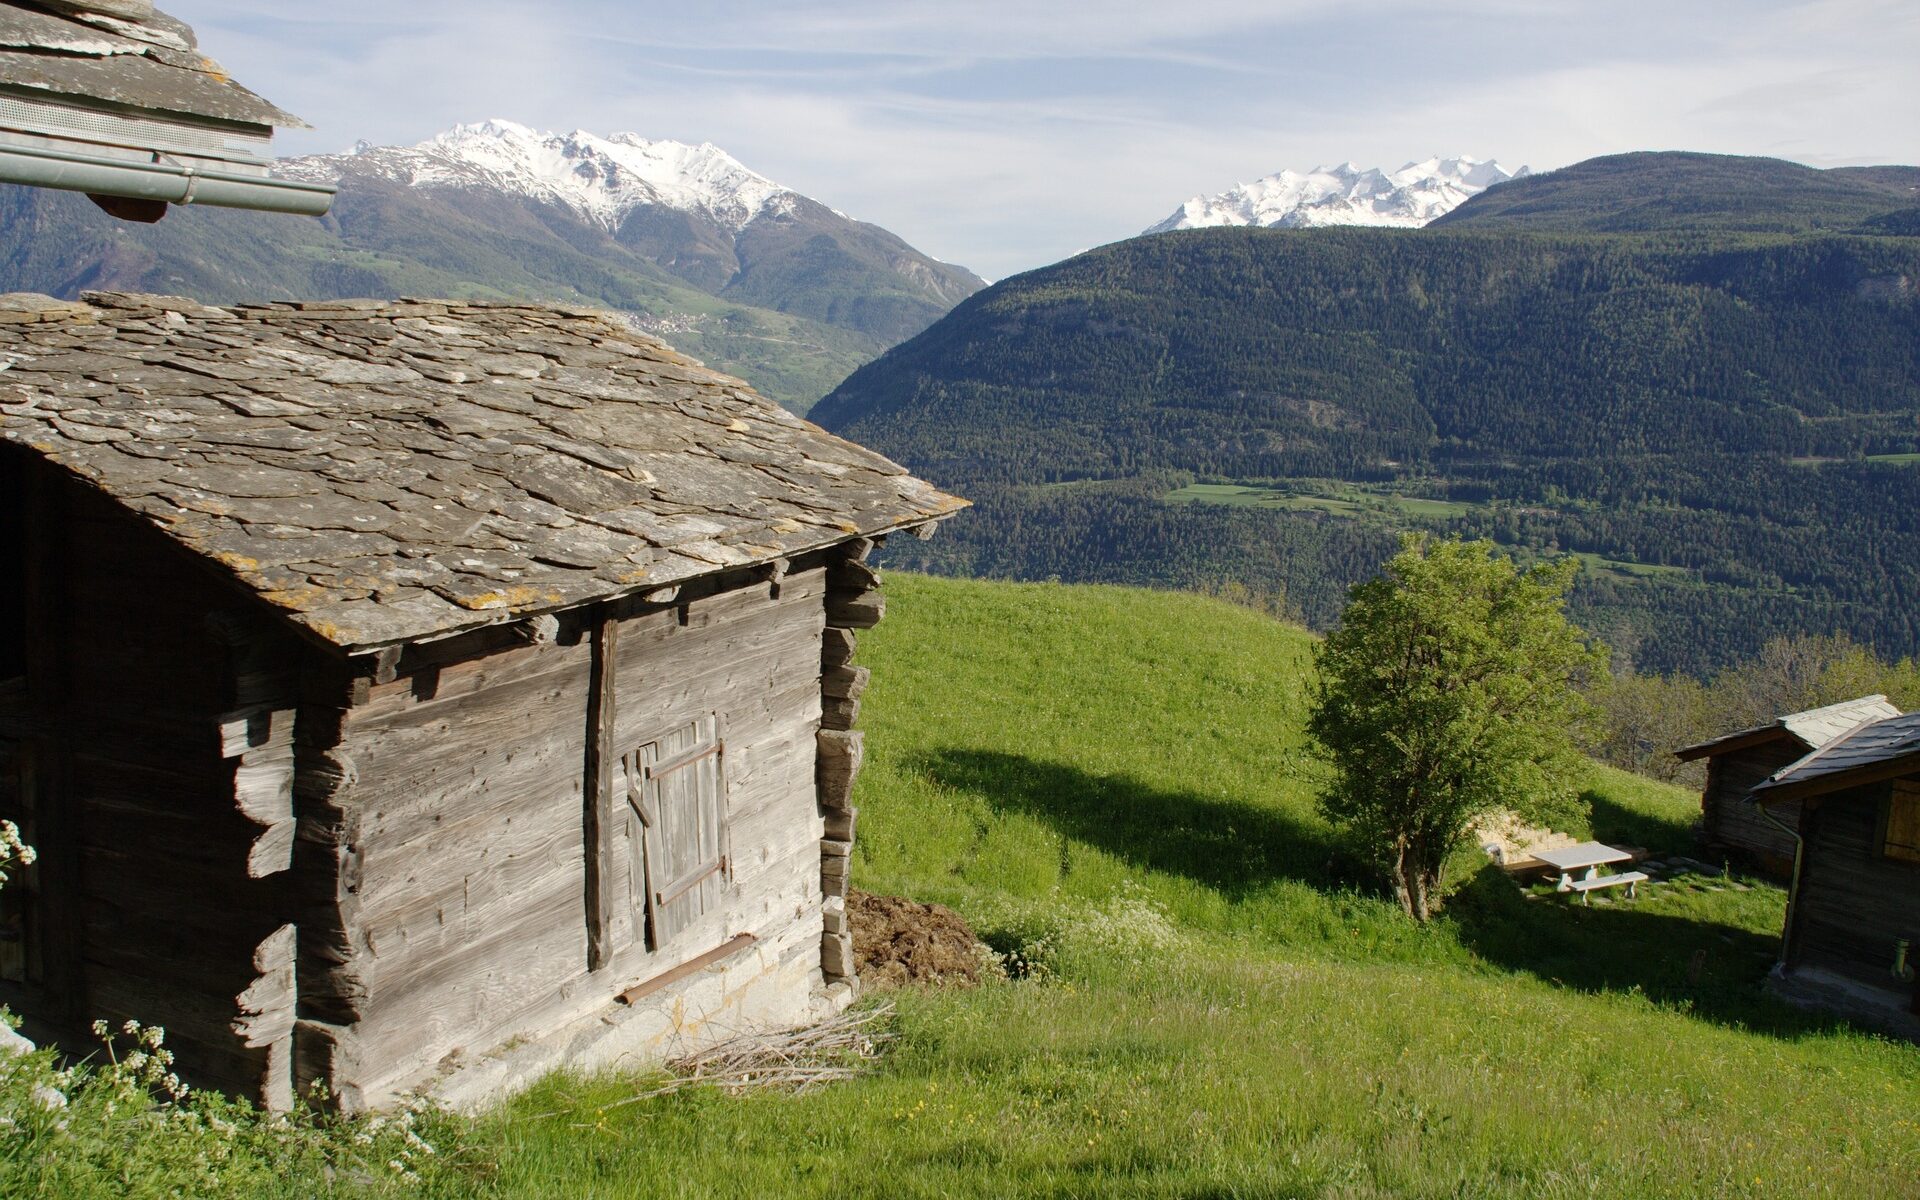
[1433,151,1920,234]
[814,156,1920,675]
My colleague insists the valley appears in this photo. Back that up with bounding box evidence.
[818,155,1920,674]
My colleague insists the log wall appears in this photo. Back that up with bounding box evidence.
[2,465,306,1106]
[1701,742,1807,874]
[1789,778,1920,1007]
[2,452,880,1111]
[307,566,831,1108]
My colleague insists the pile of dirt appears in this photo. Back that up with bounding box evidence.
[848,888,992,988]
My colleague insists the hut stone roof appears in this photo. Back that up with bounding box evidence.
[1673,694,1902,762]
[0,2,302,129]
[0,291,966,653]
[1752,711,1920,803]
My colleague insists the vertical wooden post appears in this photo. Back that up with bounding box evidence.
[583,610,619,971]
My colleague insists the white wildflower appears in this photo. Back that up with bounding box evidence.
[0,1024,33,1058]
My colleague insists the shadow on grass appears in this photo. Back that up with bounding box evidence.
[917,749,1863,1038]
[914,747,1359,900]
[1583,788,1699,858]
[1445,863,1860,1038]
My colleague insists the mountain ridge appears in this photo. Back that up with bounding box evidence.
[1146,155,1527,234]
[0,119,987,412]
[285,120,798,235]
[1435,151,1920,233]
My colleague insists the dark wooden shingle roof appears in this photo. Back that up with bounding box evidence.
[0,291,965,652]
[1752,711,1920,803]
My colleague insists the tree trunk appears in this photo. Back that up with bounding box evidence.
[1390,841,1440,923]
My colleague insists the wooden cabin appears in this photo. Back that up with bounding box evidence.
[1749,712,1920,1038]
[1674,695,1900,876]
[0,291,964,1111]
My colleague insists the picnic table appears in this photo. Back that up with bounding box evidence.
[1533,841,1636,894]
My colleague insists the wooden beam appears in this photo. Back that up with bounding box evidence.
[583,609,619,971]
[821,627,857,669]
[825,591,884,630]
[615,933,756,1006]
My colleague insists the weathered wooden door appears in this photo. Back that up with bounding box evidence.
[623,715,729,952]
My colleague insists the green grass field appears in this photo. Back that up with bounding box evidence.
[1166,485,1691,587]
[1570,551,1693,582]
[447,577,1918,1199]
[1166,481,1475,521]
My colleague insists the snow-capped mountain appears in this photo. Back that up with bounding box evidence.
[287,119,799,233]
[269,118,983,358]
[1145,156,1529,234]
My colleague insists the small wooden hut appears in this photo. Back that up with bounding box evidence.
[1674,695,1900,875]
[1749,712,1920,1037]
[0,291,964,1110]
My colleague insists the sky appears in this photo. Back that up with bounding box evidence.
[170,0,1918,281]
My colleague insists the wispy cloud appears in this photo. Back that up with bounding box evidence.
[168,0,1919,278]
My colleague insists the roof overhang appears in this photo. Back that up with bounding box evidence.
[1673,725,1798,762]
[1752,755,1920,806]
[1751,753,1920,805]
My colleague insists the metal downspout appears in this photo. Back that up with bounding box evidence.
[0,140,335,215]
[1755,798,1805,970]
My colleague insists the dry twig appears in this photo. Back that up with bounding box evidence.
[599,1003,895,1110]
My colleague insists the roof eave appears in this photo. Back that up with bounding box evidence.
[317,506,968,660]
[1673,725,1797,762]
[1752,752,1920,806]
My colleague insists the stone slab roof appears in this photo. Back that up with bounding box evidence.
[0,2,303,129]
[0,291,966,653]
[1673,694,1901,762]
[1752,711,1920,803]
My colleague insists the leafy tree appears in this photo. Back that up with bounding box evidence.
[1308,536,1606,921]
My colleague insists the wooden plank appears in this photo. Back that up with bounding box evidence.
[341,666,591,849]
[354,636,585,724]
[647,738,722,781]
[584,610,618,971]
[616,933,756,1006]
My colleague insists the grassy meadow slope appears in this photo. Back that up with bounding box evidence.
[460,576,1918,1200]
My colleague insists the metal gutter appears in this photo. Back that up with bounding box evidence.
[0,139,333,215]
[1754,798,1807,969]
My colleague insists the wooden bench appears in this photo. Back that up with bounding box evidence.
[1565,871,1647,904]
